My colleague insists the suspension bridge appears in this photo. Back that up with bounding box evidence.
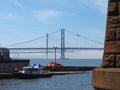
[6,29,104,59]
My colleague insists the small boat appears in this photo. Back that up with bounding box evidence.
[14,64,52,79]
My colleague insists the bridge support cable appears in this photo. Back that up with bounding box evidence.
[6,30,60,47]
[66,30,104,46]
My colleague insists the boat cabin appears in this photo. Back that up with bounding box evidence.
[20,65,43,74]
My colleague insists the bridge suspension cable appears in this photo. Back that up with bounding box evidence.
[6,30,60,47]
[66,29,104,45]
[6,35,46,47]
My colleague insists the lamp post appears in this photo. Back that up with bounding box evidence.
[54,47,57,64]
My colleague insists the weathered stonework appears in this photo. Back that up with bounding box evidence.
[116,55,120,67]
[102,0,120,67]
[102,54,116,67]
[105,29,116,41]
[92,0,120,89]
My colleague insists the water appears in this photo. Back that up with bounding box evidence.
[0,72,93,90]
[30,59,102,66]
[0,59,102,90]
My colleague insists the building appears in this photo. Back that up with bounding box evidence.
[0,48,29,73]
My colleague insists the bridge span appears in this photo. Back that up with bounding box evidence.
[9,47,103,51]
[9,47,103,59]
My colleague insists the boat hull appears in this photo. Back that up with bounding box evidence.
[13,73,52,79]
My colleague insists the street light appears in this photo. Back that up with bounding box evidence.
[53,47,58,64]
[76,34,80,37]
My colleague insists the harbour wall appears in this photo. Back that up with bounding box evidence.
[92,67,120,90]
[45,66,96,71]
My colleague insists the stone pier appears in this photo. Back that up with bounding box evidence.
[92,0,120,90]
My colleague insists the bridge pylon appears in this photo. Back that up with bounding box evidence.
[46,33,48,57]
[61,28,65,59]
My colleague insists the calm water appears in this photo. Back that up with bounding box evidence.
[30,59,102,66]
[0,59,102,90]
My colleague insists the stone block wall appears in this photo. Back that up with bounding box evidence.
[102,0,120,67]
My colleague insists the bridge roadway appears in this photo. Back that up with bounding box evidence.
[8,47,103,53]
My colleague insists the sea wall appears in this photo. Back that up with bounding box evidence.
[45,66,96,71]
[92,67,120,90]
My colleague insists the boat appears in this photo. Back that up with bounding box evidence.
[14,64,52,79]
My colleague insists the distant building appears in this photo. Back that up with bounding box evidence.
[0,48,11,60]
[0,48,29,73]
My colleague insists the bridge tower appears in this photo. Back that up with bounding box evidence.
[46,33,48,57]
[61,28,65,59]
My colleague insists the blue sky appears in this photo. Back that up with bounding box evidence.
[0,0,108,48]
[0,0,109,59]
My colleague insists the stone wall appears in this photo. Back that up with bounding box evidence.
[92,0,120,89]
[102,0,120,67]
[92,67,120,90]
